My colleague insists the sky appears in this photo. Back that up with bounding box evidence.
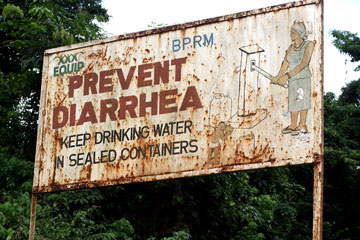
[100,0,360,95]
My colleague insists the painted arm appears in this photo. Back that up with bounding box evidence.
[272,45,291,84]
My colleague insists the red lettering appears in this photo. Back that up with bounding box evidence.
[69,75,82,98]
[77,102,98,125]
[138,63,152,87]
[159,89,178,114]
[100,98,118,122]
[180,86,202,111]
[116,66,135,90]
[84,73,98,96]
[53,106,68,129]
[70,104,76,126]
[154,60,169,85]
[100,70,113,93]
[119,96,138,119]
[171,57,186,82]
[139,92,158,117]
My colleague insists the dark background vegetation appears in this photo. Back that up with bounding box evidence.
[1,1,360,239]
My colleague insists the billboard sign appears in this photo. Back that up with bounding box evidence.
[33,0,323,193]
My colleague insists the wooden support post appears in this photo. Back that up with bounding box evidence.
[29,193,38,240]
[312,160,324,240]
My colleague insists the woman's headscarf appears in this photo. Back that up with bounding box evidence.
[291,22,307,40]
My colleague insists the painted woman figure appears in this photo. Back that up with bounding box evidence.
[272,21,314,135]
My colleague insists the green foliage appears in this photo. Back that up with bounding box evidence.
[52,28,74,45]
[322,89,360,240]
[147,21,168,29]
[28,5,53,20]
[0,149,33,191]
[331,30,360,71]
[247,167,313,240]
[108,218,135,240]
[2,3,24,19]
[0,192,31,239]
[338,79,360,105]
[0,189,138,239]
[92,171,310,240]
[159,230,191,240]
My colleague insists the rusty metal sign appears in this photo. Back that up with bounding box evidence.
[32,0,323,193]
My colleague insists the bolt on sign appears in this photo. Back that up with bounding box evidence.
[32,0,323,193]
